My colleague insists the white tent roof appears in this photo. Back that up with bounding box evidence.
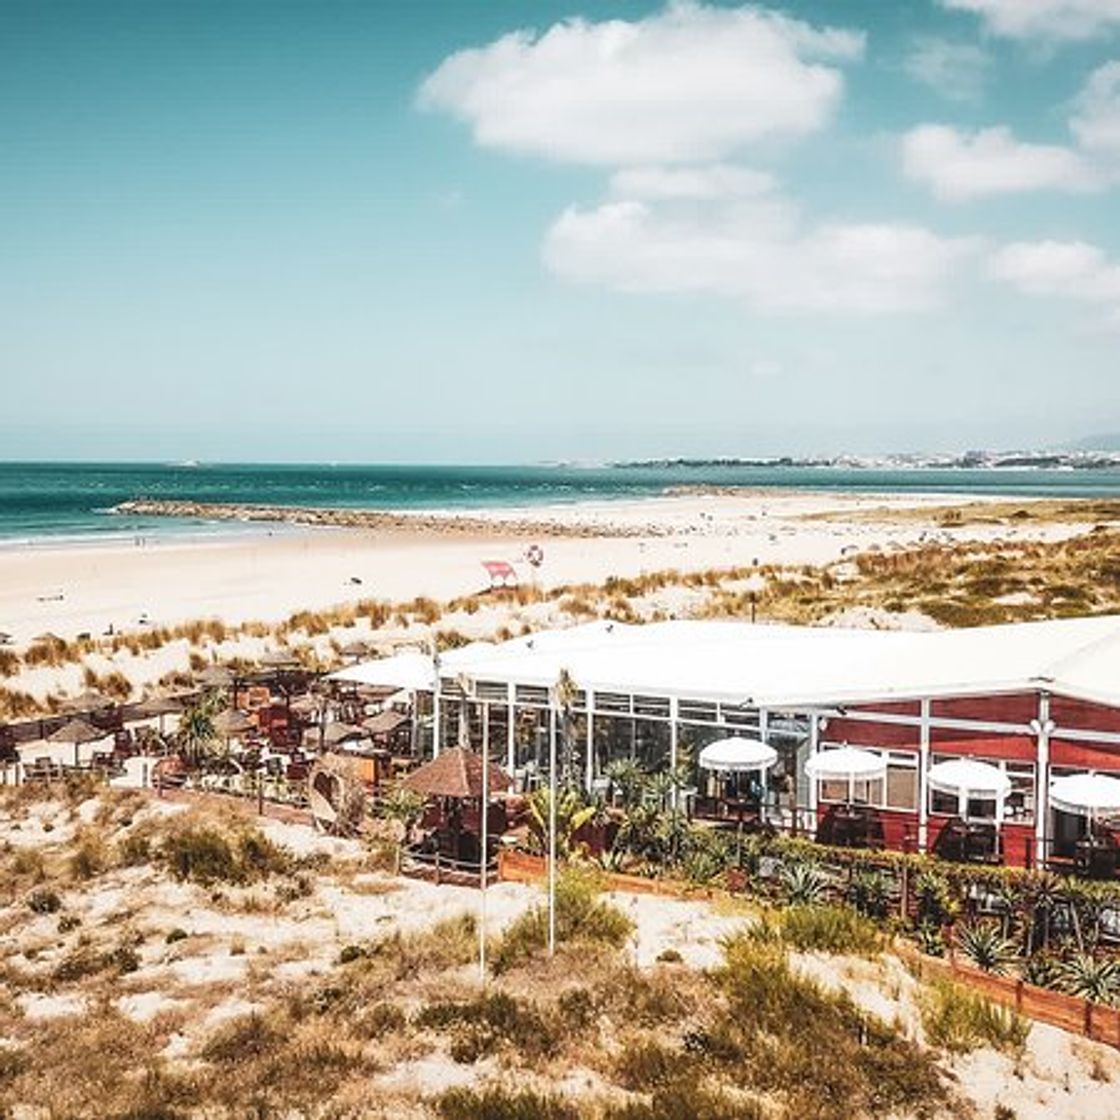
[329,651,435,692]
[342,614,1120,713]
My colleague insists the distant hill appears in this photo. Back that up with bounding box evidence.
[1064,434,1120,453]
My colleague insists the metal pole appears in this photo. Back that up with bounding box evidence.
[480,695,488,983]
[548,704,557,957]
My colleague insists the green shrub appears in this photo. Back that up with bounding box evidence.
[656,947,683,963]
[416,991,560,1061]
[603,1087,763,1120]
[58,914,81,934]
[337,944,365,965]
[201,1014,281,1065]
[165,928,189,945]
[27,887,61,914]
[920,980,1029,1054]
[435,1086,577,1120]
[777,904,883,956]
[70,833,110,880]
[613,1039,681,1090]
[491,870,633,973]
[163,827,240,885]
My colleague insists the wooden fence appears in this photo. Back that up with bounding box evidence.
[496,849,1120,1051]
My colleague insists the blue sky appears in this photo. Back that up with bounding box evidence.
[3,0,1120,462]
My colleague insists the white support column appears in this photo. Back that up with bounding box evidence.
[669,696,680,810]
[432,682,442,758]
[918,697,931,852]
[1034,693,1052,868]
[482,701,490,762]
[506,682,516,776]
[808,713,820,817]
[584,690,595,794]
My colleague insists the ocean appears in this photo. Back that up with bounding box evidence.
[2,461,1120,545]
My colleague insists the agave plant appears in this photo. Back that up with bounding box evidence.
[1020,951,1062,990]
[956,922,1016,976]
[779,860,829,906]
[1057,953,1120,1006]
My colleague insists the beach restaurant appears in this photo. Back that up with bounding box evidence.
[333,615,1120,872]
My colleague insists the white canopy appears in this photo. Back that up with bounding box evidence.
[698,737,777,773]
[1049,772,1120,817]
[805,746,887,781]
[329,652,435,692]
[927,758,1011,799]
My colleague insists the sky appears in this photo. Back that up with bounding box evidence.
[2,0,1120,462]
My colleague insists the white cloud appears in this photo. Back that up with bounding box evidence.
[1071,61,1120,155]
[990,239,1120,324]
[941,0,1120,41]
[607,164,776,201]
[901,124,1101,200]
[542,186,977,314]
[904,37,991,102]
[418,2,864,166]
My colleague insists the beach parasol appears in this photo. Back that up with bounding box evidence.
[258,649,299,670]
[805,746,887,803]
[403,746,511,800]
[1049,772,1120,819]
[698,736,778,773]
[927,758,1011,819]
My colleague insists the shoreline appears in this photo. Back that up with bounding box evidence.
[0,489,1104,649]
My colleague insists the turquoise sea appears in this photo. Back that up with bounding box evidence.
[2,461,1120,545]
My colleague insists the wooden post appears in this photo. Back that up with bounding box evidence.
[1015,979,1024,1014]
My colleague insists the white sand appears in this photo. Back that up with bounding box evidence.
[0,491,1086,645]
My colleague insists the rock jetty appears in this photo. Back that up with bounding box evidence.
[110,499,650,538]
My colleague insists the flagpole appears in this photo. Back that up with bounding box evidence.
[548,703,557,957]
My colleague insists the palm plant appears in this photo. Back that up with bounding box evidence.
[527,788,597,859]
[603,759,646,809]
[176,695,223,770]
[956,922,1016,975]
[551,668,579,789]
[1057,953,1120,1006]
[845,867,892,920]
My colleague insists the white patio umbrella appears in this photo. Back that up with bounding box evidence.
[698,736,778,773]
[1049,772,1120,819]
[927,758,1010,820]
[805,746,887,803]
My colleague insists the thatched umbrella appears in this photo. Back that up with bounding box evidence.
[48,717,110,767]
[289,693,322,718]
[195,665,238,689]
[61,689,116,714]
[212,709,256,739]
[310,721,366,750]
[259,649,299,670]
[362,710,408,737]
[131,692,189,736]
[403,746,510,800]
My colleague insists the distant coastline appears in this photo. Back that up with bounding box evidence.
[614,451,1120,471]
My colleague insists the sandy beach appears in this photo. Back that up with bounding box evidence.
[0,490,1092,647]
